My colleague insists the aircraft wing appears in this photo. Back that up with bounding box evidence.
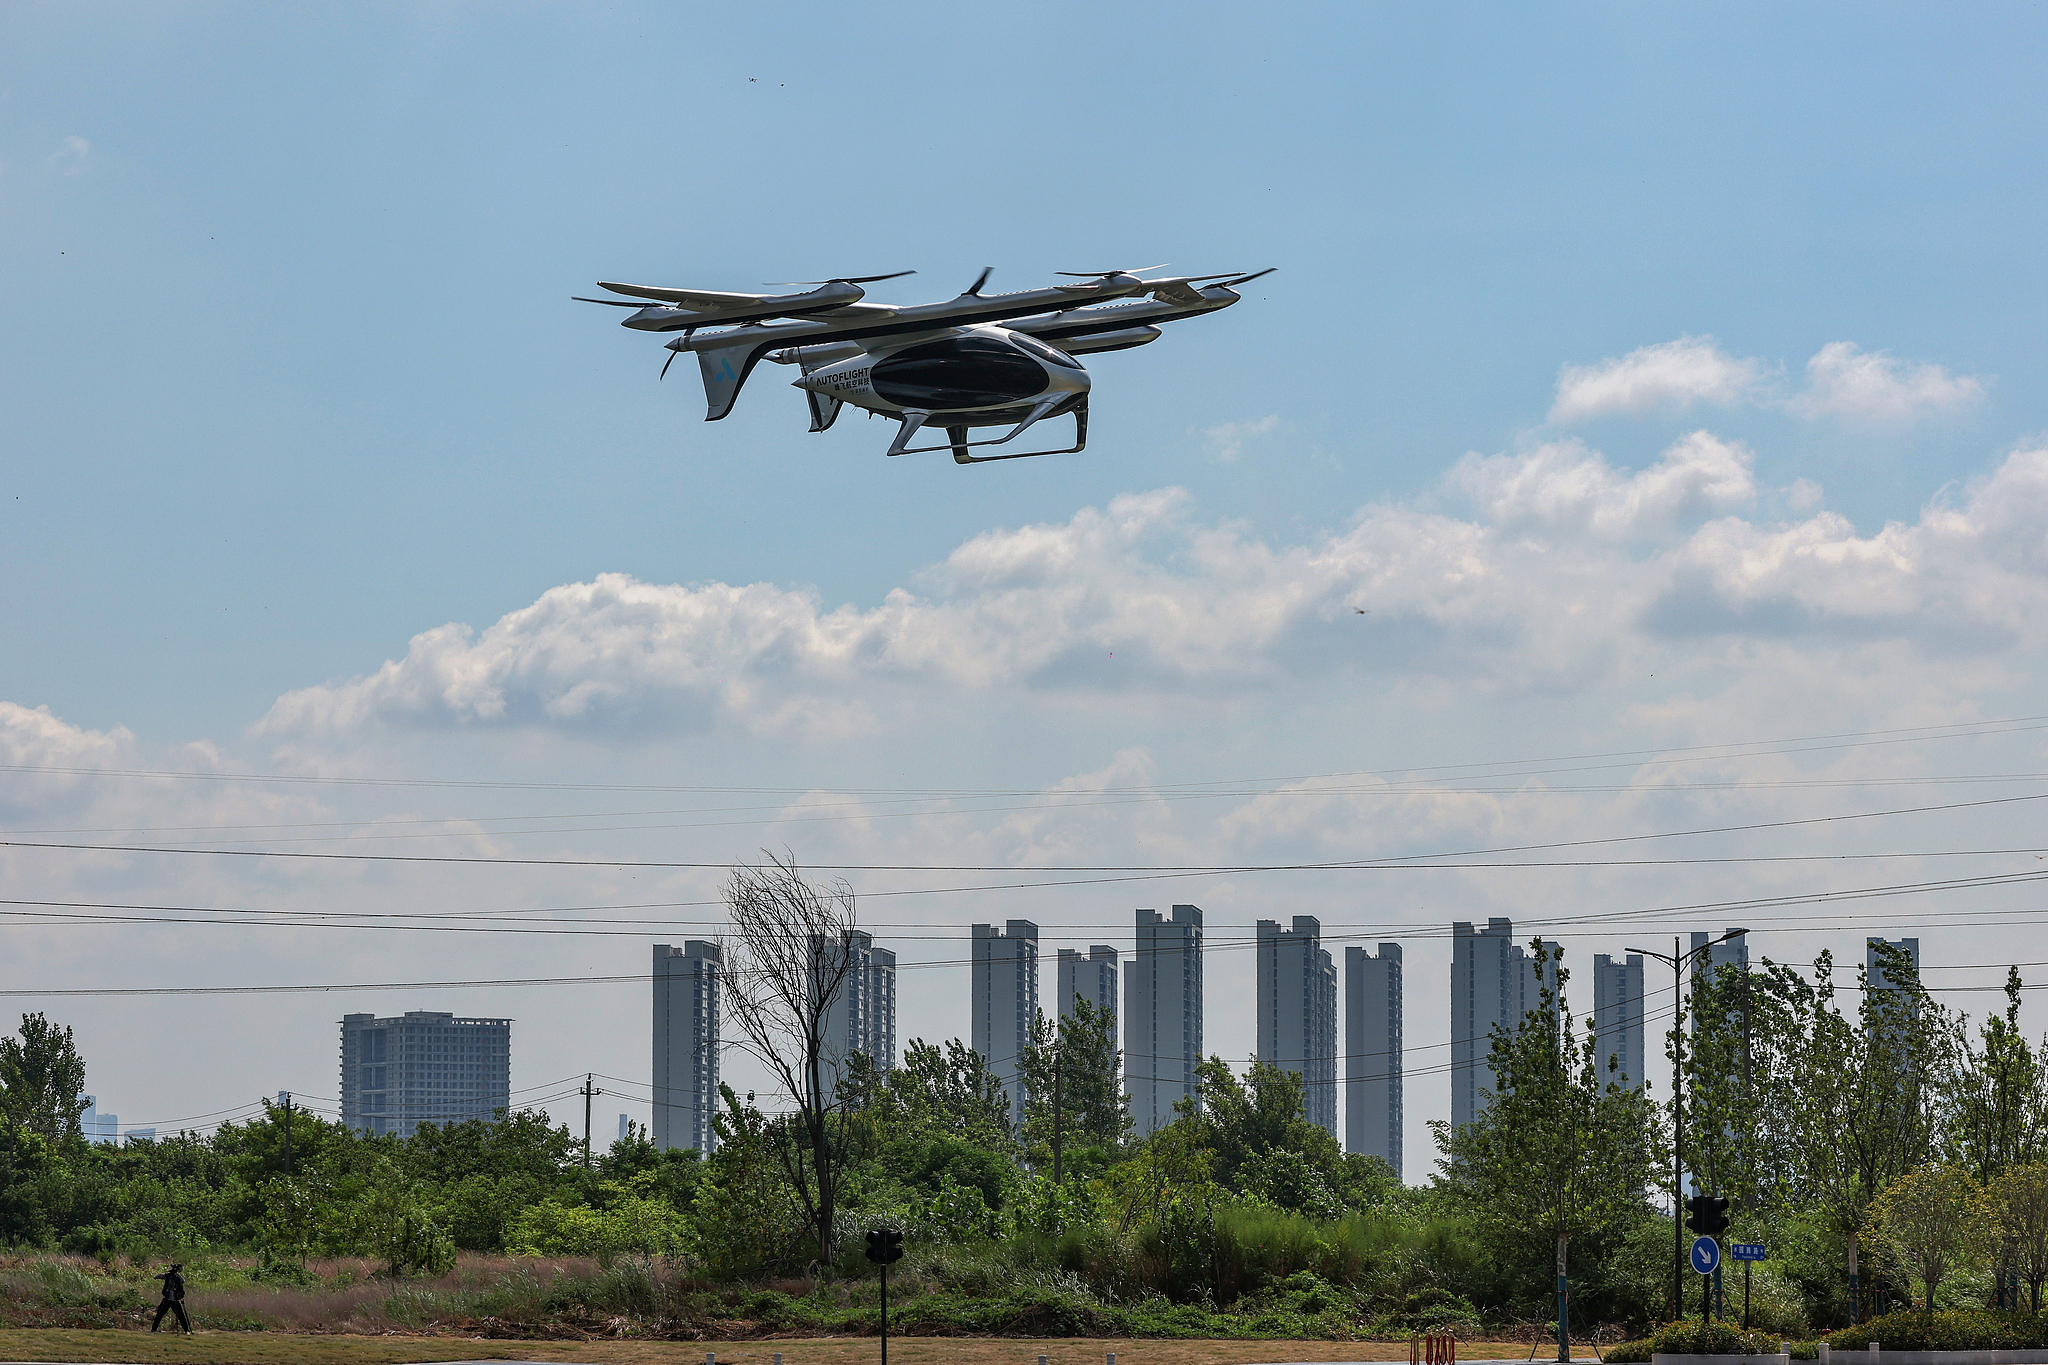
[597,282,808,313]
[585,275,906,327]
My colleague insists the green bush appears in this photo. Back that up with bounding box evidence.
[1827,1308,2048,1351]
[1607,1319,1782,1356]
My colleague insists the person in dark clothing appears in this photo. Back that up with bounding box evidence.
[150,1264,191,1333]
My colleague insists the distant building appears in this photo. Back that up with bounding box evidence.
[1591,953,1647,1088]
[1257,916,1338,1138]
[618,1113,632,1143]
[817,929,898,1101]
[653,941,721,1153]
[1867,936,1922,988]
[1344,943,1403,1178]
[1449,918,1555,1128]
[80,1096,119,1145]
[1691,928,1750,985]
[339,1010,511,1137]
[123,1127,155,1144]
[972,921,1039,1128]
[1867,936,1923,1024]
[1057,945,1119,1024]
[1125,904,1204,1137]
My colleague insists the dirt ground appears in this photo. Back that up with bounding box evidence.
[0,1331,1549,1365]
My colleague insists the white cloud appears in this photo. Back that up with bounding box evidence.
[1550,336,1769,423]
[1794,341,1987,419]
[1446,432,1756,541]
[1201,414,1280,462]
[253,439,2048,740]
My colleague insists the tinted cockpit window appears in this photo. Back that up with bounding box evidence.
[872,335,1050,411]
[1009,332,1084,369]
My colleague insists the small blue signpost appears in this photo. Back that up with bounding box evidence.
[1691,1236,1721,1275]
[1731,1243,1767,1327]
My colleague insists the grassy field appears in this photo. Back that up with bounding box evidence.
[0,1332,1543,1365]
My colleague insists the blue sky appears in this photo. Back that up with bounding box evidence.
[6,3,2048,1166]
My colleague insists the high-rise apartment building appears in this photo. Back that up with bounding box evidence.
[1344,943,1402,1177]
[1591,952,1646,1089]
[1866,936,1922,987]
[1449,919,1554,1128]
[1691,928,1750,983]
[80,1096,119,1145]
[1866,936,1923,1025]
[817,929,898,1101]
[652,940,721,1153]
[1057,945,1119,1023]
[1125,904,1204,1136]
[1257,916,1338,1138]
[972,921,1039,1128]
[339,1010,511,1137]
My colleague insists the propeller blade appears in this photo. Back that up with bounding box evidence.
[963,266,994,296]
[761,270,918,286]
[1218,267,1277,287]
[574,296,655,307]
[660,351,677,381]
[1054,263,1169,277]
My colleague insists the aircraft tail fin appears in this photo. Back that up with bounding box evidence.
[693,340,769,421]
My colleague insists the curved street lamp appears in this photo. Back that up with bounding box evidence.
[1627,927,1748,1324]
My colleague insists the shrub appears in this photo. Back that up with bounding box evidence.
[1828,1307,2048,1351]
[1605,1319,1783,1357]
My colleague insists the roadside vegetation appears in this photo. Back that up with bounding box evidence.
[7,869,2048,1347]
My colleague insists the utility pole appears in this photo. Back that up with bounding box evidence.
[1051,1051,1064,1185]
[581,1075,601,1168]
[278,1091,293,1177]
[1628,928,1746,1325]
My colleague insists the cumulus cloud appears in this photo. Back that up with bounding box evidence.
[1201,414,1280,462]
[253,440,2048,741]
[1550,336,1769,423]
[1793,341,1987,419]
[1446,432,1756,541]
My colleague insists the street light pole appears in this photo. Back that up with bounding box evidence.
[1627,927,1747,1326]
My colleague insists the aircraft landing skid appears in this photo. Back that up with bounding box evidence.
[885,405,1088,464]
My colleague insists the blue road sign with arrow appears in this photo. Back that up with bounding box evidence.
[1731,1243,1766,1262]
[1692,1236,1722,1275]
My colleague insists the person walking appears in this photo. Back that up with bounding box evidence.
[150,1263,191,1334]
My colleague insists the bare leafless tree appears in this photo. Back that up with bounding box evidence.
[719,851,861,1264]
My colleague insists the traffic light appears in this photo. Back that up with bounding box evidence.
[1685,1194,1730,1236]
[865,1228,905,1264]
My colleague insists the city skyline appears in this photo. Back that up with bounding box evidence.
[50,915,1979,1178]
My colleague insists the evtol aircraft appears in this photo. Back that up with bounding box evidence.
[575,265,1272,464]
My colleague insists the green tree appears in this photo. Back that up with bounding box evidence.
[1021,994,1132,1174]
[1868,1163,1989,1318]
[1686,957,1814,1218]
[875,1037,1014,1150]
[1434,942,1663,1355]
[1784,945,1949,1319]
[1944,968,2046,1184]
[695,1085,808,1278]
[0,1122,64,1243]
[0,1012,89,1144]
[1184,1054,1343,1192]
[1990,1162,2048,1312]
